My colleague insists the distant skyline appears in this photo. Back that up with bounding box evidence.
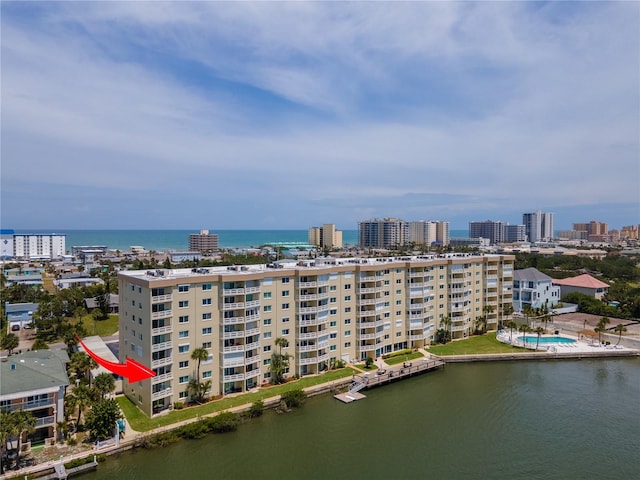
[1,2,638,231]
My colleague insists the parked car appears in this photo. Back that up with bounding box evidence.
[23,323,33,329]
[11,324,20,331]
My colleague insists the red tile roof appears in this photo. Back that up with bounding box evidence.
[552,274,609,289]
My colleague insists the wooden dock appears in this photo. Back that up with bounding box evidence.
[39,460,98,480]
[335,356,445,403]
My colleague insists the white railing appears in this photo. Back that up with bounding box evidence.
[360,344,376,351]
[245,300,261,308]
[298,344,318,353]
[245,370,261,380]
[245,286,261,294]
[152,372,173,384]
[222,357,244,367]
[299,281,317,288]
[151,310,172,320]
[358,333,376,340]
[152,341,172,352]
[245,355,260,365]
[299,331,318,339]
[358,298,378,305]
[223,345,245,353]
[299,294,318,301]
[223,330,245,339]
[151,294,173,303]
[151,388,172,400]
[245,341,260,350]
[223,316,245,325]
[223,288,244,295]
[451,325,468,332]
[299,318,319,327]
[223,373,244,382]
[246,313,260,322]
[223,302,245,310]
[151,357,172,368]
[4,398,55,411]
[357,287,377,294]
[151,325,173,335]
[35,415,55,427]
[244,327,261,337]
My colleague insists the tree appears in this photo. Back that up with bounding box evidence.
[1,333,19,355]
[93,373,116,398]
[506,320,517,343]
[474,315,487,335]
[0,410,17,474]
[595,316,611,344]
[502,303,514,329]
[519,324,531,348]
[31,338,49,350]
[84,398,121,441]
[68,383,93,426]
[69,351,98,386]
[12,410,36,466]
[364,357,374,369]
[534,326,545,351]
[614,323,627,345]
[269,337,291,384]
[191,347,209,384]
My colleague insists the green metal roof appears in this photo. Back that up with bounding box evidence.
[0,350,70,398]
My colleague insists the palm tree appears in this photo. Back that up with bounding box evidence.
[69,351,98,387]
[502,303,514,330]
[522,304,533,326]
[519,324,530,348]
[191,347,209,383]
[13,410,36,466]
[441,316,452,341]
[69,384,93,426]
[534,326,545,351]
[0,410,17,474]
[614,324,627,345]
[270,337,291,384]
[595,316,610,344]
[93,373,116,398]
[506,320,517,342]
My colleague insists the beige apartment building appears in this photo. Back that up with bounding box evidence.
[308,224,343,249]
[118,253,514,416]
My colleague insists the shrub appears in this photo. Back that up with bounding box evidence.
[179,420,208,439]
[248,400,264,418]
[173,402,184,410]
[281,389,306,408]
[205,412,239,433]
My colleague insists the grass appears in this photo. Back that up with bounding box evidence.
[118,367,356,432]
[384,351,424,365]
[71,314,119,337]
[353,363,378,371]
[427,332,528,356]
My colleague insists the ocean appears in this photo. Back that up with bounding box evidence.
[13,229,470,252]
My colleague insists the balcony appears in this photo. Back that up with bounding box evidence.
[151,357,173,368]
[410,334,424,341]
[299,281,317,288]
[409,313,423,320]
[152,340,172,352]
[358,333,376,340]
[35,415,55,428]
[357,287,377,294]
[223,287,244,295]
[358,310,376,319]
[360,344,376,351]
[246,312,260,322]
[3,398,55,412]
[223,344,245,353]
[222,356,244,367]
[245,300,260,309]
[245,340,260,351]
[299,294,318,301]
[299,331,318,340]
[152,372,173,384]
[244,327,261,337]
[223,373,244,382]
[223,316,245,325]
[151,388,173,401]
[223,330,245,339]
[358,298,378,306]
[151,310,172,320]
[151,325,173,336]
[245,354,260,365]
[245,369,261,380]
[451,324,469,332]
[298,353,329,365]
[151,294,173,304]
[299,318,319,327]
[223,302,245,311]
[409,271,426,278]
[359,321,375,328]
[245,286,261,294]
[298,344,318,353]
[450,304,468,313]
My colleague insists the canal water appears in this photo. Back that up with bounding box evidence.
[90,359,639,480]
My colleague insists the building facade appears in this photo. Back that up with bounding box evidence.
[10,233,66,260]
[308,224,343,249]
[118,253,514,416]
[188,230,219,254]
[359,218,408,249]
[505,224,527,242]
[523,211,555,242]
[469,220,506,245]
[512,268,561,313]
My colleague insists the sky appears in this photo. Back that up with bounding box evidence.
[1,1,639,231]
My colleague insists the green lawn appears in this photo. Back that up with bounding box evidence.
[71,314,120,337]
[427,332,528,356]
[353,363,378,371]
[118,367,355,432]
[384,351,424,365]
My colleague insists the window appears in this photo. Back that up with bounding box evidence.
[345,307,351,313]
[281,277,290,283]
[330,309,337,315]
[345,295,351,301]
[263,358,272,366]
[345,284,351,290]
[330,333,337,339]
[396,331,402,337]
[179,391,188,399]
[179,376,189,384]
[202,341,212,349]
[330,345,336,351]
[179,315,189,323]
[384,301,390,307]
[178,344,190,353]
[282,329,289,335]
[202,371,212,378]
[345,330,351,336]
[344,342,351,348]
[330,321,337,327]
[179,300,189,308]
[344,319,351,324]
[264,305,272,312]
[282,317,290,323]
[396,279,402,284]
[179,361,189,368]
[282,303,290,309]
[330,297,337,303]
[263,345,272,352]
[202,298,212,305]
[202,313,212,320]
[330,285,337,291]
[263,292,272,298]
[384,312,390,318]
[178,285,190,292]
[396,290,402,295]
[202,283,212,290]
[263,318,272,325]
[384,280,390,285]
[178,330,189,338]
[264,332,272,339]
[202,327,212,335]
[396,300,402,305]
[282,290,290,297]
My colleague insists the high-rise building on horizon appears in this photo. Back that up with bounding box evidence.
[359,218,408,249]
[188,230,219,254]
[308,224,343,249]
[3,231,66,260]
[407,221,450,247]
[505,224,527,242]
[469,220,506,245]
[523,211,554,242]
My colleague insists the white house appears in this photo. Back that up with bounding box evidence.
[513,267,561,312]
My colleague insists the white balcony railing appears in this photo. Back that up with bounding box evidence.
[151,325,173,336]
[223,316,245,325]
[152,388,173,401]
[151,310,172,320]
[152,341,172,352]
[151,294,173,304]
[223,302,245,311]
[35,415,55,427]
[223,373,244,382]
[152,372,173,384]
[223,330,245,339]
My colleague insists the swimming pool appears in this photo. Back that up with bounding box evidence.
[517,336,576,344]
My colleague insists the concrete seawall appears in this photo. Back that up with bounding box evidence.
[443,350,639,363]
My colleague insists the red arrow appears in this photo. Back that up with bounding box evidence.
[77,335,155,383]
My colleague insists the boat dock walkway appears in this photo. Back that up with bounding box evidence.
[335,356,445,403]
[38,459,98,480]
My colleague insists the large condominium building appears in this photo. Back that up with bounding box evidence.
[308,224,343,249]
[469,220,506,245]
[523,211,555,242]
[118,253,514,416]
[505,224,527,242]
[359,218,408,249]
[5,232,67,260]
[188,230,219,254]
[407,221,450,247]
